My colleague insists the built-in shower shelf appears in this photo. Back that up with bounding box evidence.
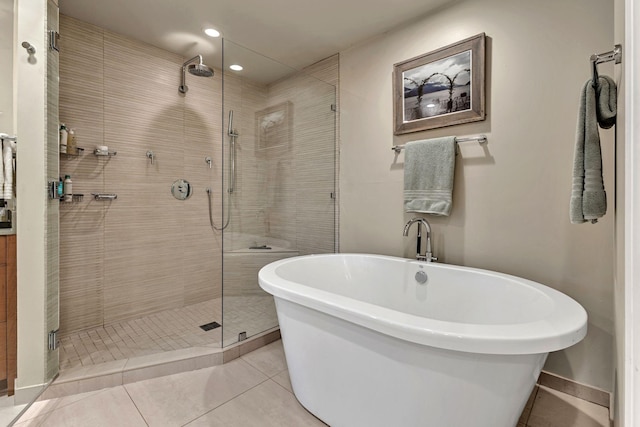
[94,149,117,157]
[60,147,84,157]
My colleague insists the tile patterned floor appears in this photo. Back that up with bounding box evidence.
[59,296,278,370]
[14,339,611,427]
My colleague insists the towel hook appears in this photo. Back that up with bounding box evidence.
[21,41,36,55]
[591,59,599,89]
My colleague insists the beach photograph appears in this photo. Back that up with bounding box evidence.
[402,50,472,121]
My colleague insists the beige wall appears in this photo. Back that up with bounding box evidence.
[15,0,48,401]
[0,0,13,132]
[340,0,615,390]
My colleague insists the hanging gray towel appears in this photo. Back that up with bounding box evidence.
[570,75,617,224]
[404,136,456,216]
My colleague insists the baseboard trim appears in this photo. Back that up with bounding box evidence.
[538,370,610,408]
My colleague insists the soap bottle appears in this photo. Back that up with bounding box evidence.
[67,128,76,155]
[57,177,64,199]
[63,175,72,202]
[59,124,68,154]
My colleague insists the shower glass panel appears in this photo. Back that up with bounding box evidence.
[221,40,337,347]
[57,15,224,370]
[46,0,60,384]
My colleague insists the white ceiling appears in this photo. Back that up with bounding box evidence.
[59,0,454,83]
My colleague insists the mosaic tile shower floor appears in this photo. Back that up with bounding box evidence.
[59,296,278,370]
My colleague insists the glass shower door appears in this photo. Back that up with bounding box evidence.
[45,0,60,383]
[220,39,337,347]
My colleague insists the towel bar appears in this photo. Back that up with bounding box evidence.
[391,135,487,154]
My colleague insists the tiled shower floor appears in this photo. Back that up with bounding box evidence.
[59,296,278,370]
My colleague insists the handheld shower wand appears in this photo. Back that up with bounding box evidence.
[207,110,239,231]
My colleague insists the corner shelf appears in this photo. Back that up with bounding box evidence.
[60,147,84,157]
[59,194,84,203]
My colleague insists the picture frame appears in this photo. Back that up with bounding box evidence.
[255,101,292,150]
[393,33,486,135]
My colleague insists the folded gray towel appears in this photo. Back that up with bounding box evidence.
[570,75,617,224]
[404,137,456,216]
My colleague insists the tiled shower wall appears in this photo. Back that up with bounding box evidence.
[58,15,224,335]
[58,16,338,336]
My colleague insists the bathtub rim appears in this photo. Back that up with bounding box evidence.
[258,253,588,355]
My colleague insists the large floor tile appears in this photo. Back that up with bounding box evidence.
[124,358,268,426]
[15,386,146,427]
[17,389,106,424]
[0,403,27,426]
[272,369,293,393]
[185,379,326,426]
[240,339,287,377]
[527,386,609,427]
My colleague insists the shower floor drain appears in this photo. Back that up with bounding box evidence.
[199,321,221,331]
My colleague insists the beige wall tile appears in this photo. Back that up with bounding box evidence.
[59,16,224,332]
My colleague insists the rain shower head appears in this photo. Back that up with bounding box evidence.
[179,55,213,94]
[188,63,214,77]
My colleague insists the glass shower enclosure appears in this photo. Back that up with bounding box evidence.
[220,40,337,347]
[52,21,336,379]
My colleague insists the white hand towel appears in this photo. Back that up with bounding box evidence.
[2,141,15,199]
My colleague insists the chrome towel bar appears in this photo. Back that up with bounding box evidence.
[392,135,487,154]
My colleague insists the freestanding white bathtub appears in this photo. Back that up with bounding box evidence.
[258,254,587,427]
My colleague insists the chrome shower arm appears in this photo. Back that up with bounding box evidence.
[182,55,203,68]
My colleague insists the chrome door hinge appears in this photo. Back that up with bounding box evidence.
[330,192,336,199]
[49,31,60,52]
[48,329,59,350]
[330,104,337,112]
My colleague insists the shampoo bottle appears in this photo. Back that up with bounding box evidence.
[63,175,73,202]
[60,124,68,154]
[67,128,76,154]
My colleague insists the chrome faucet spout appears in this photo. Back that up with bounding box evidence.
[403,217,437,262]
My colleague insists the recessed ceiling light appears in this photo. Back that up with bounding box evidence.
[229,64,243,71]
[204,28,220,38]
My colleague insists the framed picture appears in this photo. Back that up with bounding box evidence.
[393,33,485,135]
[255,101,292,150]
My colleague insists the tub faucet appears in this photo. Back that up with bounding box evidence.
[403,218,437,262]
